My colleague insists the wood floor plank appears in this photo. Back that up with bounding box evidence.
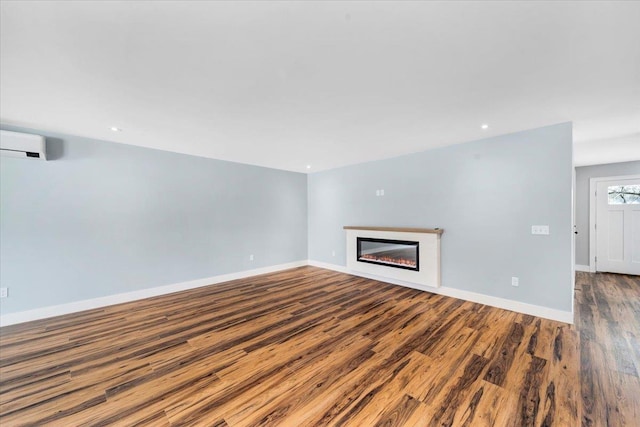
[1,266,637,426]
[373,394,421,427]
[427,353,491,426]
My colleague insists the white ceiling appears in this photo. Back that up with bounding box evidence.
[1,1,639,172]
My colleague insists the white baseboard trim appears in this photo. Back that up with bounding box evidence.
[1,259,574,327]
[0,260,308,327]
[308,260,349,274]
[308,260,574,324]
[575,264,591,273]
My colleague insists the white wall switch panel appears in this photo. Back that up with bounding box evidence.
[531,225,550,235]
[511,277,519,287]
[0,288,7,298]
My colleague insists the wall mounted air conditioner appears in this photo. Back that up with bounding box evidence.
[0,130,47,160]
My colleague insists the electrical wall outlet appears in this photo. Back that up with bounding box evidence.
[332,250,336,257]
[0,288,7,298]
[511,277,519,287]
[249,254,254,261]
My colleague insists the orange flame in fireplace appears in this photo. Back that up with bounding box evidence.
[359,254,417,267]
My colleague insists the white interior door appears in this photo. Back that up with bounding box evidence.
[596,178,640,275]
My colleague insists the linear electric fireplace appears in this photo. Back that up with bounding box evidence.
[357,237,419,271]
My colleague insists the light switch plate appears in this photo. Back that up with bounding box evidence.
[531,225,550,235]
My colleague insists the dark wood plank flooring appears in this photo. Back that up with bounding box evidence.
[575,271,639,426]
[0,266,637,426]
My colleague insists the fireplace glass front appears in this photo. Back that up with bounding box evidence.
[356,237,419,271]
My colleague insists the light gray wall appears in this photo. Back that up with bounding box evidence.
[0,126,308,315]
[574,161,640,266]
[308,123,574,312]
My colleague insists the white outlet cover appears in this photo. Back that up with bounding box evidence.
[0,288,7,298]
[511,277,519,287]
[380,189,384,196]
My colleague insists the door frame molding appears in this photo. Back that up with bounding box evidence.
[589,174,640,272]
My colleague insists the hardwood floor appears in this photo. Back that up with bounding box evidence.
[0,266,637,426]
[575,271,640,426]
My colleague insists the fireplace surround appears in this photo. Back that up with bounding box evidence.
[345,226,443,288]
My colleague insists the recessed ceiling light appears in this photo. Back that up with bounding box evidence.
[481,124,489,130]
[110,127,122,132]
[306,165,312,169]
